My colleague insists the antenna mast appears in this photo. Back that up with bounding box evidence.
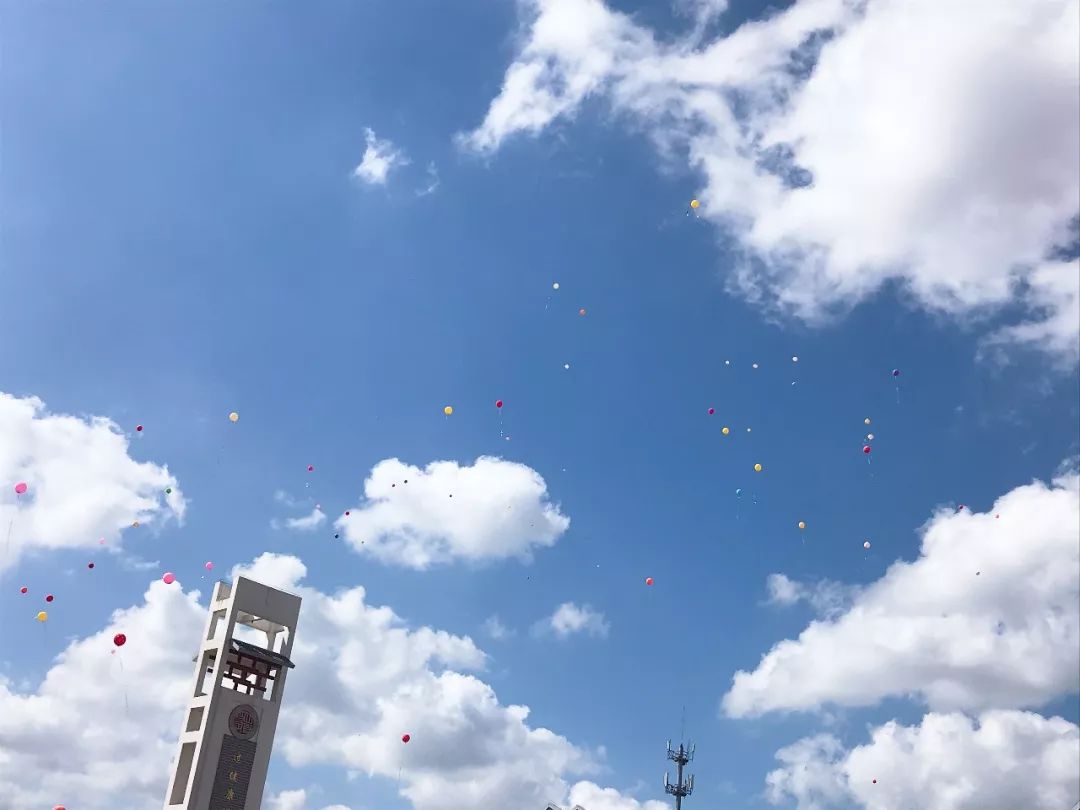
[663,738,695,810]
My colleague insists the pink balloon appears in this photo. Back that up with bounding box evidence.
[162,572,176,585]
[14,482,27,495]
[204,562,213,571]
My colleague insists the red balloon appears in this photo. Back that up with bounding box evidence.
[45,594,54,603]
[862,445,872,454]
[307,465,315,472]
[54,806,67,810]
[19,586,27,594]
[707,408,715,415]
[495,400,504,409]
[645,577,654,586]
[401,733,411,744]
[113,633,126,647]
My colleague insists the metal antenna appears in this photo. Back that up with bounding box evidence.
[664,737,695,810]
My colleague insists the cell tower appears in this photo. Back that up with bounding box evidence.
[663,738,695,810]
[163,576,301,809]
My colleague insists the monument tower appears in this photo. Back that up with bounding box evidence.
[163,576,302,809]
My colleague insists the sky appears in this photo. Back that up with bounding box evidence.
[1,0,1079,808]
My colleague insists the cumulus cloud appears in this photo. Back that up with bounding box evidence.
[276,506,327,532]
[335,457,570,569]
[266,790,352,810]
[353,128,409,185]
[723,471,1080,718]
[535,602,610,639]
[0,551,649,809]
[484,614,515,640]
[765,573,860,619]
[567,781,670,810]
[0,392,185,575]
[765,711,1080,810]
[462,0,1080,363]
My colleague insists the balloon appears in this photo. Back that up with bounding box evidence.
[113,633,127,647]
[578,308,587,316]
[496,400,504,409]
[752,363,759,369]
[552,282,560,290]
[754,463,763,472]
[87,562,95,569]
[162,572,176,585]
[228,411,239,422]
[863,445,872,454]
[563,363,570,370]
[14,482,27,495]
[867,433,875,440]
[722,426,730,435]
[19,586,27,594]
[401,733,411,744]
[690,199,700,209]
[45,594,54,603]
[863,541,871,549]
[136,425,143,432]
[443,406,453,416]
[892,369,900,377]
[344,511,350,516]
[746,427,752,432]
[165,487,172,495]
[645,577,654,586]
[791,356,799,362]
[132,520,140,528]
[307,465,315,472]
[204,561,214,571]
[798,521,806,530]
[864,417,871,425]
[735,488,742,497]
[707,408,715,415]
[36,611,47,622]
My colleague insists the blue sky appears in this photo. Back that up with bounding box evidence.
[2,1,1079,808]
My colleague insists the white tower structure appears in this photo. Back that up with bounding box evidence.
[164,576,302,809]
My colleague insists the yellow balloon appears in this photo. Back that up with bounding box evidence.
[722,426,730,435]
[798,521,806,530]
[443,406,453,416]
[36,611,47,623]
[690,199,700,209]
[228,411,239,423]
[754,463,763,472]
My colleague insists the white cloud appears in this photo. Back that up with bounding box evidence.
[267,790,310,810]
[266,790,353,810]
[353,128,409,185]
[536,602,610,639]
[765,711,1080,810]
[0,551,647,809]
[765,573,859,619]
[0,578,205,808]
[724,471,1080,718]
[416,162,441,197]
[0,392,185,575]
[484,614,515,640]
[462,0,1080,364]
[335,456,570,569]
[567,781,670,810]
[280,506,327,532]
